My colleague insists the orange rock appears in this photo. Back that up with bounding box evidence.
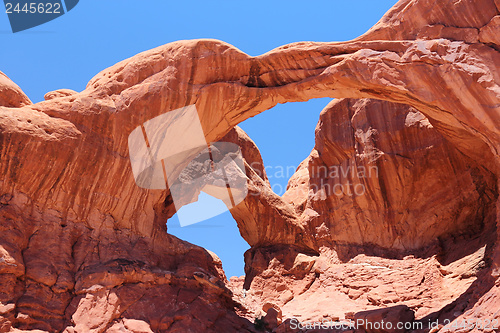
[354,305,415,333]
[0,0,499,331]
[0,70,31,107]
[44,89,78,101]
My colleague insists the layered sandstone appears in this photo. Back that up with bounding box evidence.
[0,0,499,332]
[229,98,498,331]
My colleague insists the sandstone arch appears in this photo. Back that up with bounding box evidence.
[0,0,499,331]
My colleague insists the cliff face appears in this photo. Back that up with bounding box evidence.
[229,98,498,328]
[294,98,497,252]
[0,0,499,332]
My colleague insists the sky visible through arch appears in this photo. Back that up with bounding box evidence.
[1,0,398,278]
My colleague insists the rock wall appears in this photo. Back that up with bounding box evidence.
[294,98,497,252]
[230,99,498,330]
[0,0,499,331]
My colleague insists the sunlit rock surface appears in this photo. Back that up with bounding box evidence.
[0,0,499,331]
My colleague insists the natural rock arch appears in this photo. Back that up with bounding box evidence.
[0,0,499,331]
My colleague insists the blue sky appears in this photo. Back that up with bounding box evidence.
[1,0,397,278]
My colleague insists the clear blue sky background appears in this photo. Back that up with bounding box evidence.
[1,0,397,278]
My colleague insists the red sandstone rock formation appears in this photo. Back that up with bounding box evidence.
[229,99,497,330]
[0,71,31,108]
[0,0,499,332]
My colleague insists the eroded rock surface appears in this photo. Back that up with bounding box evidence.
[228,99,498,330]
[0,0,499,332]
[0,71,31,107]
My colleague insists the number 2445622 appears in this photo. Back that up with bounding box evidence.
[5,2,61,14]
